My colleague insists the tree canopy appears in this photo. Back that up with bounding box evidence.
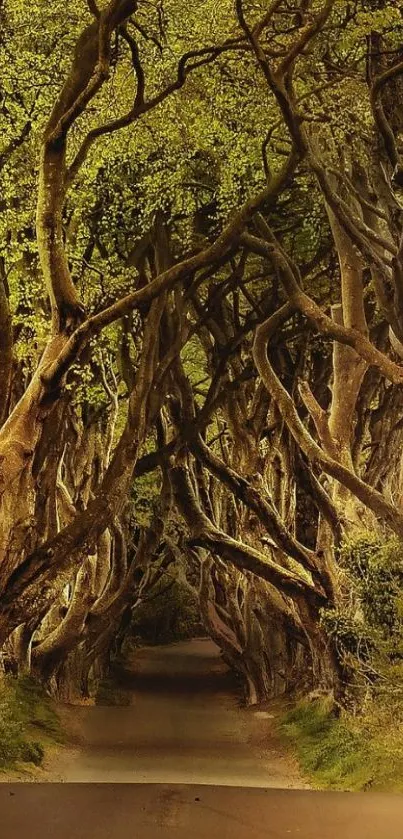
[1,0,403,703]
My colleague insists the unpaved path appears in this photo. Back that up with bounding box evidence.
[46,638,308,787]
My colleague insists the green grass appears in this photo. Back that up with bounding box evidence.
[280,696,403,792]
[0,675,64,772]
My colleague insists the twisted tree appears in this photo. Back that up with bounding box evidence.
[1,0,403,703]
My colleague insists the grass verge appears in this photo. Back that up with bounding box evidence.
[0,675,64,774]
[280,695,403,791]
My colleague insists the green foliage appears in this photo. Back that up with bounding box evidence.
[131,575,202,645]
[281,697,403,792]
[321,535,403,676]
[281,699,368,790]
[290,534,403,791]
[4,0,398,407]
[321,608,376,664]
[0,675,63,771]
[131,452,161,526]
[340,536,403,639]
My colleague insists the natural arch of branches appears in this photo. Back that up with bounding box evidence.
[1,0,403,704]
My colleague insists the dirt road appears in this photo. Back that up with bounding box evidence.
[48,638,307,787]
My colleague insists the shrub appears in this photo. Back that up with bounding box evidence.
[341,535,403,639]
[321,534,403,686]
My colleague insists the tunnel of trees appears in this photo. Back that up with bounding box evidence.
[1,0,403,706]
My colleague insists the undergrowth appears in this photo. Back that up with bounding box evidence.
[281,534,403,791]
[0,675,63,772]
[281,695,403,792]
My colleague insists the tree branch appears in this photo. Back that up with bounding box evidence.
[253,305,403,538]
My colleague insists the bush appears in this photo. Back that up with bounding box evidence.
[340,535,403,639]
[0,675,63,771]
[320,534,403,685]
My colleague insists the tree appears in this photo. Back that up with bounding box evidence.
[1,0,403,704]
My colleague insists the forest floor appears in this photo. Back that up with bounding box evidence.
[41,638,308,787]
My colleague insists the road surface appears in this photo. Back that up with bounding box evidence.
[1,783,403,838]
[2,639,403,837]
[47,638,306,787]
